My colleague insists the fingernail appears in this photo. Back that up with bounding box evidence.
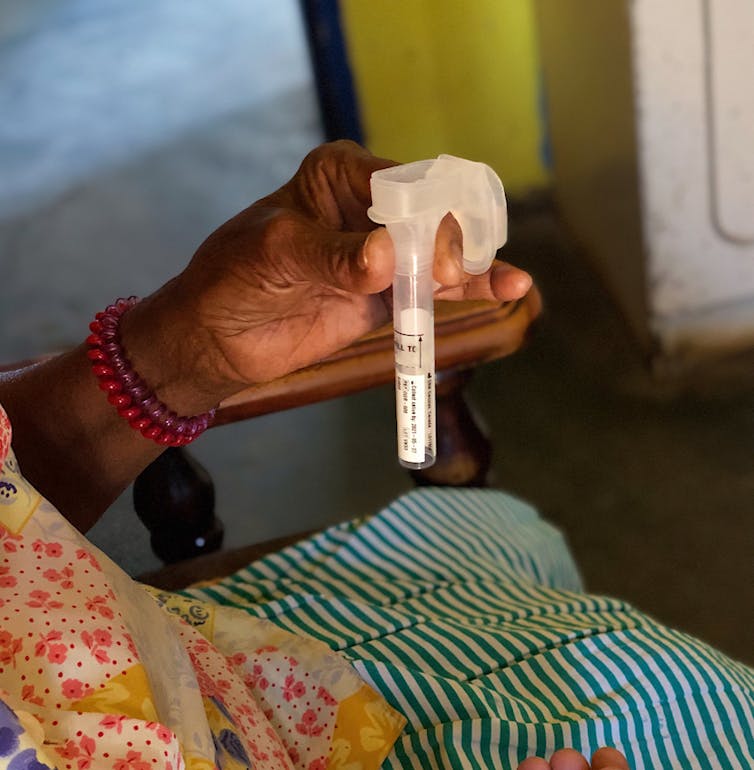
[359,231,374,271]
[452,241,464,275]
[515,271,533,293]
[444,240,463,284]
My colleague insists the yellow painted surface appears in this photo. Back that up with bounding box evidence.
[339,0,548,193]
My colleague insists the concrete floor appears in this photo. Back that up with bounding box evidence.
[1,1,752,667]
[477,210,754,667]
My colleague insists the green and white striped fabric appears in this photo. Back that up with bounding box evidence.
[185,487,754,769]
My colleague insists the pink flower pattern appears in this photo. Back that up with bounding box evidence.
[0,565,16,588]
[317,686,338,706]
[85,594,115,619]
[244,663,270,691]
[34,630,68,664]
[55,735,96,770]
[26,589,64,610]
[43,564,75,588]
[0,404,10,466]
[76,547,102,571]
[0,400,381,770]
[62,678,95,700]
[32,539,63,558]
[113,749,151,770]
[282,673,307,702]
[21,684,44,706]
[81,629,112,664]
[0,629,22,666]
[145,722,174,744]
[0,525,21,553]
[296,709,325,737]
[100,714,127,732]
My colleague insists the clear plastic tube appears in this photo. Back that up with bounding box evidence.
[387,218,438,469]
[368,155,507,471]
[393,265,436,469]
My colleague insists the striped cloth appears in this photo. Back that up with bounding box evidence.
[183,487,754,769]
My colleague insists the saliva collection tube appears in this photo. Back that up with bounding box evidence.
[369,155,508,470]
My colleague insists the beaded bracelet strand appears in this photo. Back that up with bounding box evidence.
[86,297,216,446]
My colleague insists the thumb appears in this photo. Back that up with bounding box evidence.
[305,223,395,295]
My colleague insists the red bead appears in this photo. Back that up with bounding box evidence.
[92,364,114,378]
[90,298,212,447]
[98,378,122,394]
[107,393,132,408]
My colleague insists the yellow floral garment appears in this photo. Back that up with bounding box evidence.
[0,403,405,770]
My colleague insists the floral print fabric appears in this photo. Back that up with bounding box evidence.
[0,403,404,770]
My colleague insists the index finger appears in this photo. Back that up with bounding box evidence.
[434,260,533,302]
[289,140,397,231]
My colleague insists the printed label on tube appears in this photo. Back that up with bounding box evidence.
[395,308,431,369]
[425,370,434,454]
[396,372,426,463]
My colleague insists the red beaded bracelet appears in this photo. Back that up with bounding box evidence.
[86,297,216,446]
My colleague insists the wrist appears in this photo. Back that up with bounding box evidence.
[117,280,239,417]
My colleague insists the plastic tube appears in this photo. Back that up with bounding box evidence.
[369,155,507,469]
[390,219,438,468]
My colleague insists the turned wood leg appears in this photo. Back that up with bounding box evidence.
[410,368,492,487]
[133,447,224,564]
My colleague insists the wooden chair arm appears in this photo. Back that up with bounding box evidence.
[1,288,542,574]
[214,290,542,425]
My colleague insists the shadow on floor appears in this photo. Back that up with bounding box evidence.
[465,205,754,666]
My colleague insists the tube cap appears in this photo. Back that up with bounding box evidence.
[368,154,507,275]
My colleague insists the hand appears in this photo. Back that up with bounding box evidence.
[518,747,631,770]
[153,140,532,398]
[0,141,532,527]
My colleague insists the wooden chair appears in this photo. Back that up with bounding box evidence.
[135,290,542,589]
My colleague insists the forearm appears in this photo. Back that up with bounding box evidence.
[0,346,162,531]
[0,280,236,532]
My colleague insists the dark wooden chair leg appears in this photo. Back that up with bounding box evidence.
[410,368,492,487]
[133,447,224,563]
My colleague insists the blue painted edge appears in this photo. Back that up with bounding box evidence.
[298,0,364,144]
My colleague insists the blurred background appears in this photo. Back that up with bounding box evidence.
[1,0,752,663]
